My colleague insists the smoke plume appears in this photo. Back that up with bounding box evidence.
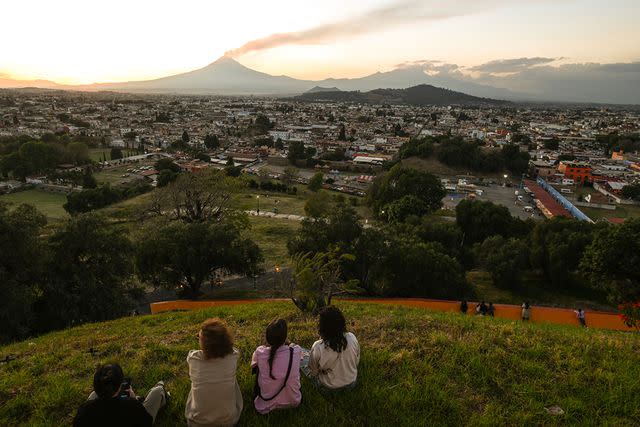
[225,0,515,57]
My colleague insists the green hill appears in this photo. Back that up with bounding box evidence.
[1,302,639,426]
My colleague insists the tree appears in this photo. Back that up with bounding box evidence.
[182,130,190,144]
[147,168,241,223]
[275,138,284,150]
[157,170,178,187]
[36,214,139,331]
[67,141,90,165]
[502,144,530,175]
[456,199,529,245]
[581,219,640,303]
[290,250,360,313]
[544,138,560,150]
[338,125,347,141]
[0,203,46,342]
[110,147,123,160]
[281,166,299,186]
[308,172,324,192]
[287,141,306,164]
[384,195,428,223]
[155,158,181,173]
[529,218,595,288]
[621,184,640,202]
[304,191,331,218]
[475,236,529,289]
[136,220,262,297]
[82,168,97,189]
[204,134,220,150]
[367,165,445,218]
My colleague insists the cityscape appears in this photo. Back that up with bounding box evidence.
[1,1,639,426]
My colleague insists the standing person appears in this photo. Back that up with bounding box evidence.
[74,363,168,427]
[185,318,243,427]
[300,306,360,390]
[460,300,468,314]
[522,302,531,321]
[487,302,495,317]
[575,308,587,327]
[251,319,302,414]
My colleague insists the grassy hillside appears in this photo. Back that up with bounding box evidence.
[1,302,639,426]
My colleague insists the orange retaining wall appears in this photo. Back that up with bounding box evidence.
[149,298,634,332]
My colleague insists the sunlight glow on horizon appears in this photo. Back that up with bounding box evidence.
[1,0,639,85]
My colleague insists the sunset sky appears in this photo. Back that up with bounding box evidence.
[2,0,639,84]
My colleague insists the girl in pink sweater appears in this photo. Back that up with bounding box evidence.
[251,319,302,414]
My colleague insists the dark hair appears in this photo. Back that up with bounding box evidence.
[93,363,124,399]
[266,319,287,379]
[200,318,234,359]
[318,306,348,353]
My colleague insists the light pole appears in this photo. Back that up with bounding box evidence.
[503,174,508,187]
[256,195,260,215]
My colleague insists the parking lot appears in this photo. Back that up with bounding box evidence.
[442,184,542,220]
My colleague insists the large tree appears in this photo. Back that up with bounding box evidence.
[456,199,530,245]
[136,220,262,297]
[367,165,445,219]
[148,168,241,223]
[0,203,46,342]
[581,219,640,303]
[36,214,139,331]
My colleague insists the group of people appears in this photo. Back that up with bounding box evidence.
[73,306,360,427]
[459,300,495,317]
[461,300,588,327]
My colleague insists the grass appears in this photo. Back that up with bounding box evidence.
[1,302,638,426]
[0,189,68,220]
[247,216,300,269]
[580,205,640,221]
[468,271,613,311]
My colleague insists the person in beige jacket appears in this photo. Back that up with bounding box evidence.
[185,318,243,427]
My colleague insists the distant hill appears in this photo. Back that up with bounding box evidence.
[294,84,508,106]
[306,86,341,93]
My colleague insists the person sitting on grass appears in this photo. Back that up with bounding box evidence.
[73,363,168,427]
[300,306,360,390]
[185,318,243,427]
[251,319,302,414]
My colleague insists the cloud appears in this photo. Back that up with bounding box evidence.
[225,0,519,57]
[468,57,558,74]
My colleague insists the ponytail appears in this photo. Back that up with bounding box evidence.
[265,319,287,380]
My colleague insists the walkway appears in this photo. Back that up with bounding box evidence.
[150,298,634,332]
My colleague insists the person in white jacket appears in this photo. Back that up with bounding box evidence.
[301,306,360,390]
[185,318,243,427]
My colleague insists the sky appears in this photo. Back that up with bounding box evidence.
[1,0,639,85]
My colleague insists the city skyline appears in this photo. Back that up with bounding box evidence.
[2,0,639,85]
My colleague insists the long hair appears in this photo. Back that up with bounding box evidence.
[266,319,287,379]
[200,318,234,359]
[318,306,348,353]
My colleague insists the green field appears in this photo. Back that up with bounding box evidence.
[248,216,300,268]
[0,189,68,220]
[1,302,638,426]
[580,204,640,221]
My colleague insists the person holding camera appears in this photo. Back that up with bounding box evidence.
[73,363,168,427]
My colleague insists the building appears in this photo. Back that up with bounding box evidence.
[529,160,556,178]
[558,161,592,184]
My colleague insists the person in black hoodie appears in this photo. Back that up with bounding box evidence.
[74,363,168,427]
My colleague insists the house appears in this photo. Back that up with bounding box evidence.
[558,161,592,184]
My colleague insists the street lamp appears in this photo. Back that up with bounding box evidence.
[503,174,508,187]
[256,195,260,215]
